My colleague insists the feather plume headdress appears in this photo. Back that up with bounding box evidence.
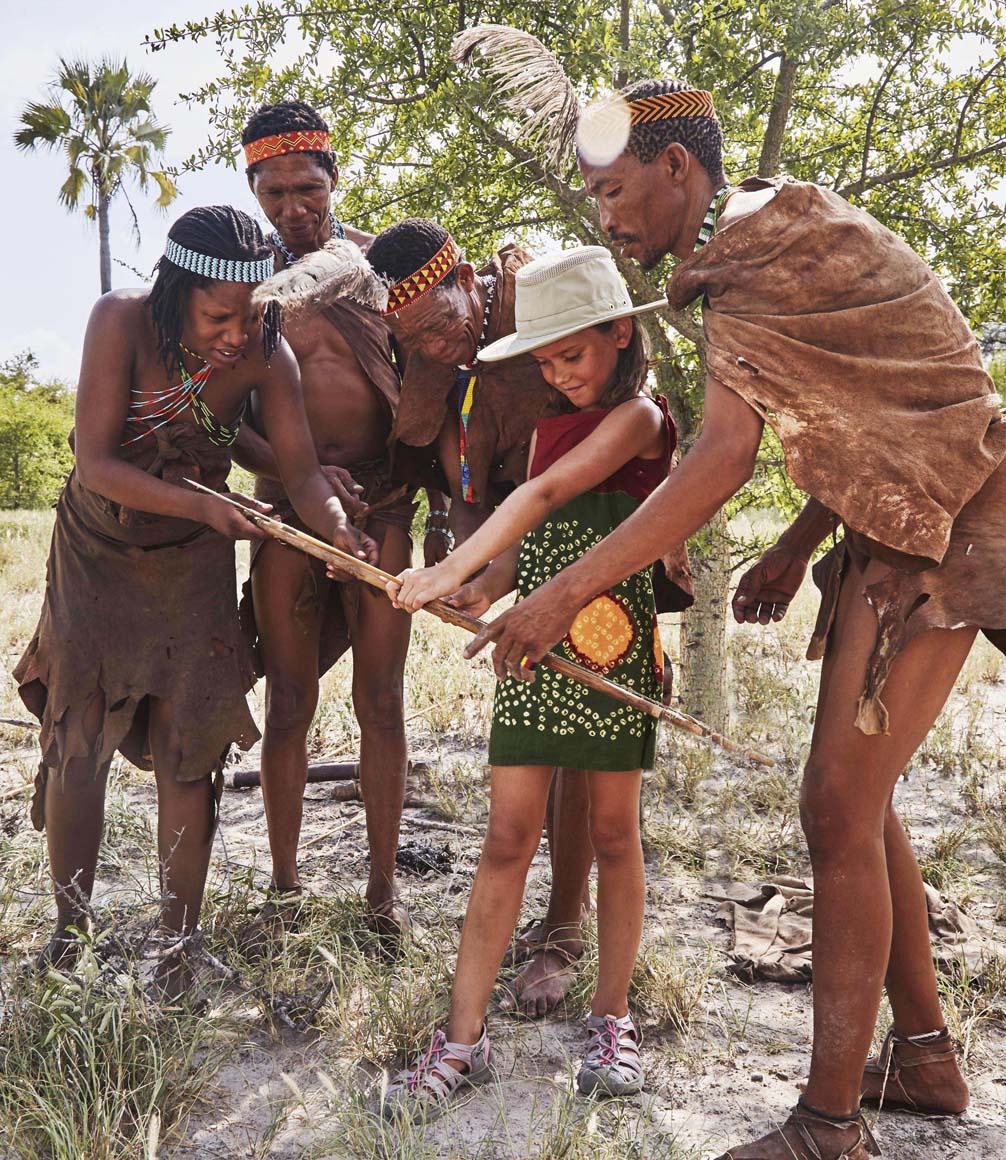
[251,238,388,317]
[451,25,580,168]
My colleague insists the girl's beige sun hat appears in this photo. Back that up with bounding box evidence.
[477,245,666,363]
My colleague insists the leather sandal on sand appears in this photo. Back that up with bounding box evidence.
[501,917,547,970]
[365,895,412,951]
[861,1027,969,1116]
[715,1102,881,1160]
[498,941,582,1017]
[239,885,304,960]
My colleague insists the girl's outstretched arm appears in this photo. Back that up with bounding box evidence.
[389,397,665,612]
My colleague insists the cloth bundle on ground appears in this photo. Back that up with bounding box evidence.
[707,876,988,983]
[14,420,257,830]
[240,297,416,678]
[668,176,1006,731]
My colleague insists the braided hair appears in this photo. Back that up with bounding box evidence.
[623,78,725,181]
[367,218,460,290]
[242,101,335,179]
[147,206,281,373]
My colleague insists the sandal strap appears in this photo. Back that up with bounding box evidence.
[583,1013,643,1082]
[789,1105,879,1159]
[391,1026,487,1101]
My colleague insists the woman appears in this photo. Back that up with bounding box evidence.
[15,205,375,992]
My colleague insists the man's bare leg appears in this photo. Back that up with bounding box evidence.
[351,524,412,932]
[252,539,325,892]
[721,557,975,1157]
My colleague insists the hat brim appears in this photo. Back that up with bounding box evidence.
[477,298,668,363]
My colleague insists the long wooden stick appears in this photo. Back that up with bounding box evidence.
[186,480,774,766]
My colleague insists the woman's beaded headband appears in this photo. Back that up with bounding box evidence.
[243,129,332,167]
[162,238,274,283]
[383,236,462,315]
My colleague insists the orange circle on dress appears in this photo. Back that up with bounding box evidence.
[567,593,635,672]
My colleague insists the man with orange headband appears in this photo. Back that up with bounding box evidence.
[462,76,1004,1157]
[234,101,426,945]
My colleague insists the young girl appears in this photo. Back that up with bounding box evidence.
[381,246,672,1118]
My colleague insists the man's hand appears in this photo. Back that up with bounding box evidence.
[327,522,379,579]
[731,546,808,625]
[444,578,493,620]
[424,529,451,567]
[322,465,367,520]
[199,492,271,541]
[463,580,576,681]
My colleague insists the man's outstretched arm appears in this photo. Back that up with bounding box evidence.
[466,376,765,679]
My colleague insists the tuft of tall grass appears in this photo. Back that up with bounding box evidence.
[0,947,231,1160]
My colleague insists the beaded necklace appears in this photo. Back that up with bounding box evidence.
[269,211,346,266]
[122,347,240,448]
[456,274,498,503]
[694,185,733,250]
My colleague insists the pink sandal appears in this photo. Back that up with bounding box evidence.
[382,1024,492,1122]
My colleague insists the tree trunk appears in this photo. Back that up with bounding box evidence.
[758,51,799,177]
[615,0,631,89]
[98,192,112,294]
[679,509,732,734]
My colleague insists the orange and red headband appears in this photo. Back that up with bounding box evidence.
[627,89,716,124]
[244,129,332,167]
[383,236,461,315]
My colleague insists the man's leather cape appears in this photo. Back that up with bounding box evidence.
[668,176,1006,731]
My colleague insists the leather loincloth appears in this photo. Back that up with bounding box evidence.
[241,462,417,677]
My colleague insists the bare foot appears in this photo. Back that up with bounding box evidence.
[861,1029,969,1116]
[497,940,583,1018]
[239,886,304,961]
[366,894,411,953]
[715,1105,880,1159]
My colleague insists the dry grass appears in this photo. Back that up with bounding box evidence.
[0,510,1004,1158]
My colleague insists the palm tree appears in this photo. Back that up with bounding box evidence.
[14,57,178,293]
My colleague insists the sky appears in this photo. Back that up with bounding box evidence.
[0,1,268,382]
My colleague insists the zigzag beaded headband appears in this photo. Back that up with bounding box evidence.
[383,236,462,315]
[162,238,274,283]
[243,129,332,167]
[627,89,716,124]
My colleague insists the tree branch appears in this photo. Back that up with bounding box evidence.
[838,137,1006,198]
[953,55,1006,158]
[727,51,783,94]
[615,0,630,89]
[859,41,914,188]
[758,52,799,176]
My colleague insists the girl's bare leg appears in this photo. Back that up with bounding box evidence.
[585,768,644,1017]
[446,764,555,1047]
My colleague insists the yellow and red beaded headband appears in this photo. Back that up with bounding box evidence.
[244,129,332,167]
[627,89,716,124]
[383,236,462,315]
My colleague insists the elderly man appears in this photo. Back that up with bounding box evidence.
[467,78,1000,1158]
